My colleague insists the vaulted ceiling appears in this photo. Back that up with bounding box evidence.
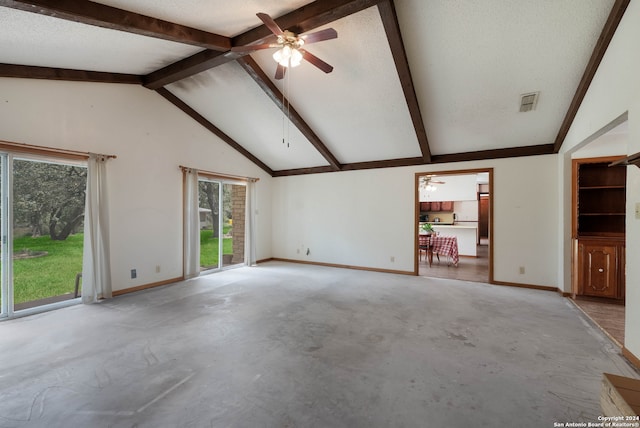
[0,0,629,176]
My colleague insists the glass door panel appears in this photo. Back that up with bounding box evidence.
[0,154,6,317]
[198,180,221,271]
[12,158,86,311]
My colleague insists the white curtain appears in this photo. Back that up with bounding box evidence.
[183,169,200,279]
[245,179,257,266]
[82,154,112,303]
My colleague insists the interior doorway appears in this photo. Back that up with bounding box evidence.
[415,168,493,283]
[478,193,489,243]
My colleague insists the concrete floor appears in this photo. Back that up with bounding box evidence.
[0,261,637,427]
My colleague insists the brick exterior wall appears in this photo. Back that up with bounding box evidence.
[231,185,246,264]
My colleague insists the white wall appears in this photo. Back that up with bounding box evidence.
[558,0,640,358]
[571,131,627,159]
[272,154,558,287]
[454,200,478,222]
[272,168,413,271]
[0,78,273,292]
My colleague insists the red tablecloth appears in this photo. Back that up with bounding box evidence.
[420,235,459,266]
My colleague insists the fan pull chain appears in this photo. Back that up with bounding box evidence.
[282,79,286,146]
[287,65,291,148]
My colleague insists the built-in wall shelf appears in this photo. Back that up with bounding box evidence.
[572,156,626,302]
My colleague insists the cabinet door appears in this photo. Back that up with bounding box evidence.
[577,241,619,299]
[420,202,431,212]
[441,201,454,211]
[431,201,441,211]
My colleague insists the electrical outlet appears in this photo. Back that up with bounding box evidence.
[306,248,310,256]
[296,249,300,254]
[636,202,640,219]
[519,266,525,275]
[155,265,161,273]
[390,256,395,262]
[131,269,137,279]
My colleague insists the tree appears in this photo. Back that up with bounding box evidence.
[198,181,234,237]
[13,159,87,240]
[199,181,219,237]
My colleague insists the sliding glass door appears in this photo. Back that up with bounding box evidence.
[197,178,245,272]
[0,155,6,318]
[0,153,86,318]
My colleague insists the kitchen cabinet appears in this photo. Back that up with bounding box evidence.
[420,201,454,213]
[572,157,626,301]
[419,201,453,212]
[440,201,454,211]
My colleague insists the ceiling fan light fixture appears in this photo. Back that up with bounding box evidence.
[273,45,303,68]
[289,48,303,67]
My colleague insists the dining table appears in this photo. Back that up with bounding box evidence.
[419,234,459,267]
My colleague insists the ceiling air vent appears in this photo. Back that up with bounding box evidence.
[519,92,539,112]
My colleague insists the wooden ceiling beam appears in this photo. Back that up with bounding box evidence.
[0,63,143,84]
[431,144,555,164]
[144,0,384,89]
[237,56,342,171]
[377,0,431,163]
[552,0,630,153]
[144,50,238,90]
[233,0,384,48]
[272,145,554,176]
[0,0,230,51]
[155,88,274,176]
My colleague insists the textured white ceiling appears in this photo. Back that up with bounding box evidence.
[0,8,201,74]
[167,62,330,171]
[95,0,314,36]
[252,6,422,164]
[0,0,620,171]
[396,0,616,155]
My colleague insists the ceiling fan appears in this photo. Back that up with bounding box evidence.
[420,175,446,191]
[231,12,338,80]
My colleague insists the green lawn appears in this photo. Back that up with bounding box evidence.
[200,228,233,269]
[3,229,233,305]
[11,234,84,304]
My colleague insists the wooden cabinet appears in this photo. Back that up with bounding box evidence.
[441,201,454,211]
[419,201,454,212]
[572,157,626,301]
[576,238,625,299]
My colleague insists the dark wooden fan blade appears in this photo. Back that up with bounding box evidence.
[301,28,337,44]
[257,12,284,36]
[231,43,277,52]
[300,50,334,74]
[275,63,286,80]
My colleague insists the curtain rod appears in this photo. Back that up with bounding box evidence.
[0,140,116,160]
[179,165,259,182]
